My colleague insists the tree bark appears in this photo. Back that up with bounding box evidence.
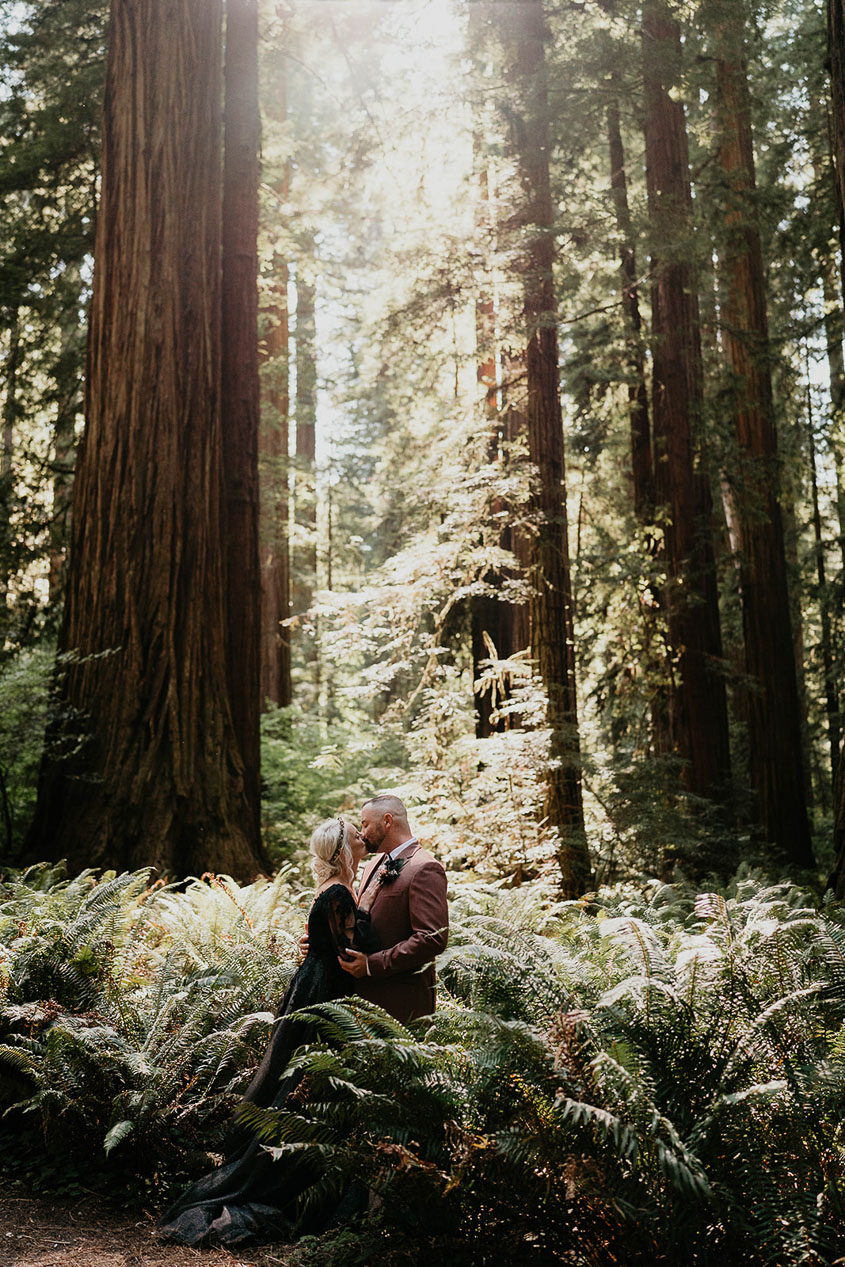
[26,0,263,879]
[496,0,591,895]
[222,0,262,850]
[642,1,732,807]
[712,5,813,865]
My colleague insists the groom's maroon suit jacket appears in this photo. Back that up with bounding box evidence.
[355,842,448,1023]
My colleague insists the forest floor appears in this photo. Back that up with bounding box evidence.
[0,1187,296,1267]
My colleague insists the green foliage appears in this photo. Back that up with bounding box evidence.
[1,866,837,1261]
[263,876,845,1264]
[0,864,304,1198]
[260,704,408,864]
[0,0,106,645]
[0,643,52,859]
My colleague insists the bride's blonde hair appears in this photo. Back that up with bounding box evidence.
[309,817,353,888]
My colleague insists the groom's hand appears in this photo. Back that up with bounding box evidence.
[338,949,369,978]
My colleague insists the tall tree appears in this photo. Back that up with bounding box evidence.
[222,0,262,850]
[259,54,292,712]
[495,0,591,895]
[711,0,813,865]
[642,0,732,808]
[26,0,264,878]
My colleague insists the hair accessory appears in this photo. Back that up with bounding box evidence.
[330,817,345,863]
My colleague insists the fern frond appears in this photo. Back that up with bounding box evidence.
[104,1118,134,1154]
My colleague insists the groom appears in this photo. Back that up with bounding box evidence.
[338,793,448,1023]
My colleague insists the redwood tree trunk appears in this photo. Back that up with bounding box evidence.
[222,0,262,851]
[642,1,732,806]
[26,0,262,878]
[713,6,813,865]
[496,0,591,895]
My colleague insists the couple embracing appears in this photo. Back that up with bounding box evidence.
[158,794,448,1246]
[311,793,449,1023]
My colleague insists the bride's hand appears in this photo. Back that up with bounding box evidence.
[338,949,368,978]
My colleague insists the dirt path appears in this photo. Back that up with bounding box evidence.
[0,1191,296,1267]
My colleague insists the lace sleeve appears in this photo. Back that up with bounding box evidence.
[307,883,358,957]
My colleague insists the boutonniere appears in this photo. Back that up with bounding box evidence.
[379,856,407,885]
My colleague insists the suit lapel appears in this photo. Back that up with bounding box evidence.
[360,842,421,906]
[357,854,385,899]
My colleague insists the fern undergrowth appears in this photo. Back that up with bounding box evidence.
[0,863,843,1264]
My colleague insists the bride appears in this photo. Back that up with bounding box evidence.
[157,816,372,1246]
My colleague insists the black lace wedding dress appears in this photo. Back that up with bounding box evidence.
[157,884,373,1246]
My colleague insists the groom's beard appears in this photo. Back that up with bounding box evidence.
[362,827,383,854]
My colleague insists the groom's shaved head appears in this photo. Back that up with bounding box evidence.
[363,793,409,827]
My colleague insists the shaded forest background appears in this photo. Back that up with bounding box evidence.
[2,0,844,894]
